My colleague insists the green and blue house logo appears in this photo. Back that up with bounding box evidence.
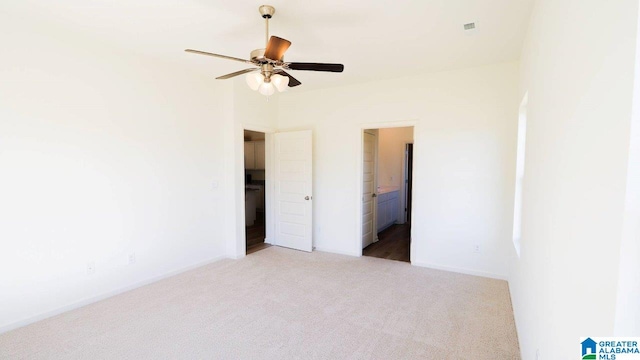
[582,338,597,359]
[580,337,640,359]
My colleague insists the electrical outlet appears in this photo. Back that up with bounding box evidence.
[128,253,136,265]
[87,261,95,275]
[473,244,481,253]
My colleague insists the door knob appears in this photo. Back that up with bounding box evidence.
[372,193,377,198]
[305,196,310,200]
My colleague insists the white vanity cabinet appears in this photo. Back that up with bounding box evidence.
[377,190,399,232]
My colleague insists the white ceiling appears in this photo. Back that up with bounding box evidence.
[7,0,534,90]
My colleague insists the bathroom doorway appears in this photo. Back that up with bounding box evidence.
[361,126,414,263]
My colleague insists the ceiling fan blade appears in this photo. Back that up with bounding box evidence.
[216,68,258,80]
[287,62,344,72]
[264,36,291,61]
[185,49,252,64]
[276,70,302,87]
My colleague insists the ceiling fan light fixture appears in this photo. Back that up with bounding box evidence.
[246,72,263,91]
[258,82,276,96]
[271,74,289,92]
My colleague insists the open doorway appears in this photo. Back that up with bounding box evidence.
[244,130,271,255]
[361,127,414,263]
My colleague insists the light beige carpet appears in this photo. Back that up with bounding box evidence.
[0,247,520,359]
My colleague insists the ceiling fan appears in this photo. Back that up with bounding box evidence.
[185,5,344,96]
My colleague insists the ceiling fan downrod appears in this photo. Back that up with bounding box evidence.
[259,5,276,47]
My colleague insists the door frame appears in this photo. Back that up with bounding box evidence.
[355,120,417,258]
[403,143,414,224]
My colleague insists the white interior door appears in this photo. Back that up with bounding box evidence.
[362,132,376,249]
[274,130,313,252]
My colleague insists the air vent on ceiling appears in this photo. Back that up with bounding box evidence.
[463,21,478,36]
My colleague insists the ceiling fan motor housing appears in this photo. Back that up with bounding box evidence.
[250,48,266,62]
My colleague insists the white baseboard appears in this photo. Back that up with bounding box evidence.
[314,246,360,257]
[411,261,508,281]
[0,255,227,335]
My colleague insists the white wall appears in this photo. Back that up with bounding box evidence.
[0,15,232,332]
[615,2,640,334]
[377,127,414,223]
[378,127,413,188]
[510,0,640,358]
[277,62,519,278]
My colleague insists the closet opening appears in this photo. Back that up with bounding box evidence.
[244,130,270,255]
